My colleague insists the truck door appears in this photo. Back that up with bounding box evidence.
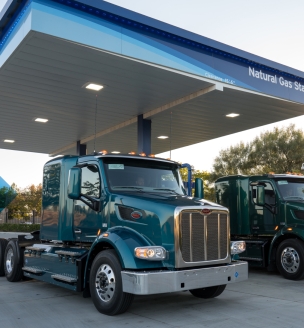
[73,163,105,241]
[252,181,277,233]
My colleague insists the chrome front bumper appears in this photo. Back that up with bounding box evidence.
[122,261,248,295]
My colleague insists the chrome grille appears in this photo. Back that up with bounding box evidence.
[180,211,228,262]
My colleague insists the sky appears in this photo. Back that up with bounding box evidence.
[1,0,304,188]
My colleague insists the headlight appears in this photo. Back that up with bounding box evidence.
[231,241,246,254]
[135,246,167,261]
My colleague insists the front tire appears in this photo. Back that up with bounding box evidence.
[4,239,24,282]
[276,239,304,280]
[90,249,134,315]
[190,285,226,298]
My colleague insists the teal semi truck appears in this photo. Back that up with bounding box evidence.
[0,153,247,315]
[215,174,304,280]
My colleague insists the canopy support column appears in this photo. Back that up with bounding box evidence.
[77,140,86,156]
[137,114,151,155]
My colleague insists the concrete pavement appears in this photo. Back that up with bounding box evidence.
[0,268,303,328]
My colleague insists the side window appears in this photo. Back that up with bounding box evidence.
[252,182,275,208]
[264,182,275,205]
[81,165,100,198]
[43,163,60,206]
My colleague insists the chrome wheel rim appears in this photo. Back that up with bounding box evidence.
[281,247,300,273]
[95,264,116,303]
[6,248,14,274]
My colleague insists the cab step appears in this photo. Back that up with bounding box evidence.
[51,274,77,283]
[22,266,44,274]
[25,246,47,257]
[55,250,81,257]
[55,250,82,263]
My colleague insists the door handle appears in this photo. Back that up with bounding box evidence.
[74,229,82,234]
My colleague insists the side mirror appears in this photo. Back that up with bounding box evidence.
[68,167,81,199]
[256,185,265,206]
[194,178,204,199]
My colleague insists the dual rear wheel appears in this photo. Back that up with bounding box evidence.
[0,238,24,281]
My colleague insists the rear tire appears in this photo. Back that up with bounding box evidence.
[0,238,8,276]
[190,285,226,298]
[90,249,134,315]
[4,239,24,282]
[276,239,304,280]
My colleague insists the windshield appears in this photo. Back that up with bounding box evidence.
[102,158,186,195]
[275,179,304,200]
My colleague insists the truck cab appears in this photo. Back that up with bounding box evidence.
[215,174,304,280]
[1,154,247,315]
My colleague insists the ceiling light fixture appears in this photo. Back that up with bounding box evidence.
[85,83,104,91]
[226,113,240,118]
[158,136,169,139]
[111,151,120,154]
[35,118,48,123]
[4,139,15,143]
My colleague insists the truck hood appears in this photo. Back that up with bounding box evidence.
[109,191,227,269]
[112,190,223,208]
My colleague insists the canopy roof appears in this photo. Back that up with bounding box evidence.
[1,0,304,156]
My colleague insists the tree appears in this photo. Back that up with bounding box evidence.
[211,142,252,180]
[0,185,17,211]
[26,184,42,216]
[0,187,7,210]
[211,124,304,180]
[248,125,304,174]
[6,184,42,220]
[180,167,215,201]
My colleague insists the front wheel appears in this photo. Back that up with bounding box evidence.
[90,249,134,315]
[276,239,304,280]
[190,285,226,298]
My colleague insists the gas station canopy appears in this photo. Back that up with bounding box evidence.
[1,0,304,156]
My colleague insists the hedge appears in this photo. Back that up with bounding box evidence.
[0,224,40,232]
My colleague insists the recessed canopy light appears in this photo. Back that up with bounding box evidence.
[226,113,240,118]
[35,118,48,123]
[4,139,15,143]
[85,83,104,91]
[158,136,169,139]
[111,151,120,154]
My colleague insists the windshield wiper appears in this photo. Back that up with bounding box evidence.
[152,188,180,195]
[112,186,144,192]
[284,196,304,200]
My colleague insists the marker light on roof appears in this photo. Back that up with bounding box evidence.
[128,151,136,155]
[148,154,155,157]
[99,150,108,154]
[139,152,146,156]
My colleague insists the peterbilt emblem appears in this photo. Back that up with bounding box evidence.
[201,209,211,215]
[131,211,142,219]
